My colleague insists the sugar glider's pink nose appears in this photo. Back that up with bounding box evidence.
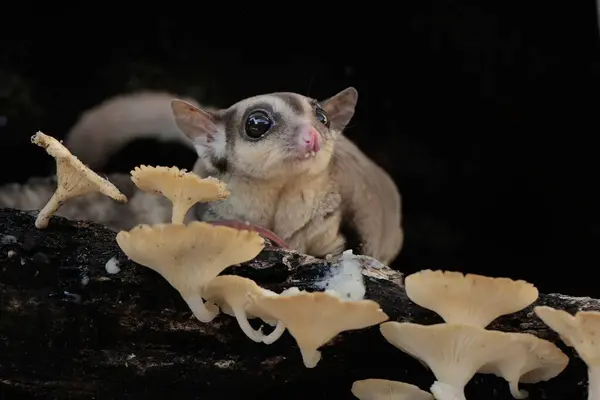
[301,127,321,154]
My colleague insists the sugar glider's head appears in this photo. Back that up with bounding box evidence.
[171,87,358,180]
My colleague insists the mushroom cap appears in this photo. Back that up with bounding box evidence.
[478,331,568,384]
[379,322,514,389]
[202,274,277,322]
[31,131,127,202]
[130,165,229,203]
[351,379,433,400]
[535,306,600,366]
[115,221,264,298]
[404,269,538,328]
[251,290,388,365]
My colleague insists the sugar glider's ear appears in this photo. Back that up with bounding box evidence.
[321,87,359,132]
[171,100,223,148]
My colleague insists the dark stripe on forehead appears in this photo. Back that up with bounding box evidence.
[271,93,306,115]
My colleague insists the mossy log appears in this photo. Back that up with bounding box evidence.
[0,208,598,400]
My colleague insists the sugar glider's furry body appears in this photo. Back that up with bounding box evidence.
[2,89,404,265]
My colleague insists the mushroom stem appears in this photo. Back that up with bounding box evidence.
[262,320,286,344]
[231,306,266,342]
[300,348,322,369]
[184,294,219,323]
[171,203,191,225]
[588,365,600,400]
[509,379,528,399]
[36,191,65,229]
[430,381,466,400]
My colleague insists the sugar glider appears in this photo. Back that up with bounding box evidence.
[63,88,404,265]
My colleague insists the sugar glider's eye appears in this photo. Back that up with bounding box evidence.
[245,111,272,139]
[315,107,330,128]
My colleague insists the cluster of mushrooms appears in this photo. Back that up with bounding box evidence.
[353,270,562,399]
[29,130,600,399]
[29,131,388,368]
[351,272,600,400]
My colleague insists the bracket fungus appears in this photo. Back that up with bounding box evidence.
[477,332,568,399]
[351,379,434,400]
[202,274,285,343]
[534,306,600,400]
[379,322,521,400]
[250,289,389,368]
[379,320,568,400]
[404,270,539,328]
[130,165,230,224]
[30,131,128,229]
[115,221,264,323]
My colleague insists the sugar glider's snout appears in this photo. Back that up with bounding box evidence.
[295,123,322,159]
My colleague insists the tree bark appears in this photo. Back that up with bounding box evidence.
[0,208,597,400]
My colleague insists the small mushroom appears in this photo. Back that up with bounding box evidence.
[130,165,230,224]
[404,269,538,328]
[250,289,389,368]
[115,221,264,323]
[351,379,433,400]
[31,131,128,228]
[202,275,286,343]
[477,331,568,399]
[379,322,517,400]
[534,306,600,400]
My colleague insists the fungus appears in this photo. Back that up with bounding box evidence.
[202,274,286,343]
[534,306,600,400]
[477,331,568,398]
[250,289,389,368]
[429,381,465,400]
[115,221,264,323]
[130,165,230,224]
[379,322,517,400]
[104,257,121,275]
[31,131,128,228]
[404,269,538,328]
[351,379,433,400]
[314,249,367,300]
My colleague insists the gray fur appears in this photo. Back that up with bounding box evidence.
[173,88,381,260]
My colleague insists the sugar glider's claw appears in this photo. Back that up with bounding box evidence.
[208,219,290,249]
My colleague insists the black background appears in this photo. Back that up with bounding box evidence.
[1,7,599,296]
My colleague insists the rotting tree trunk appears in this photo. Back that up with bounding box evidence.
[0,208,597,400]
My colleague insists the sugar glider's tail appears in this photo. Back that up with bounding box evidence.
[65,91,200,169]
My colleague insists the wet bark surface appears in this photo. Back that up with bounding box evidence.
[0,208,598,399]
